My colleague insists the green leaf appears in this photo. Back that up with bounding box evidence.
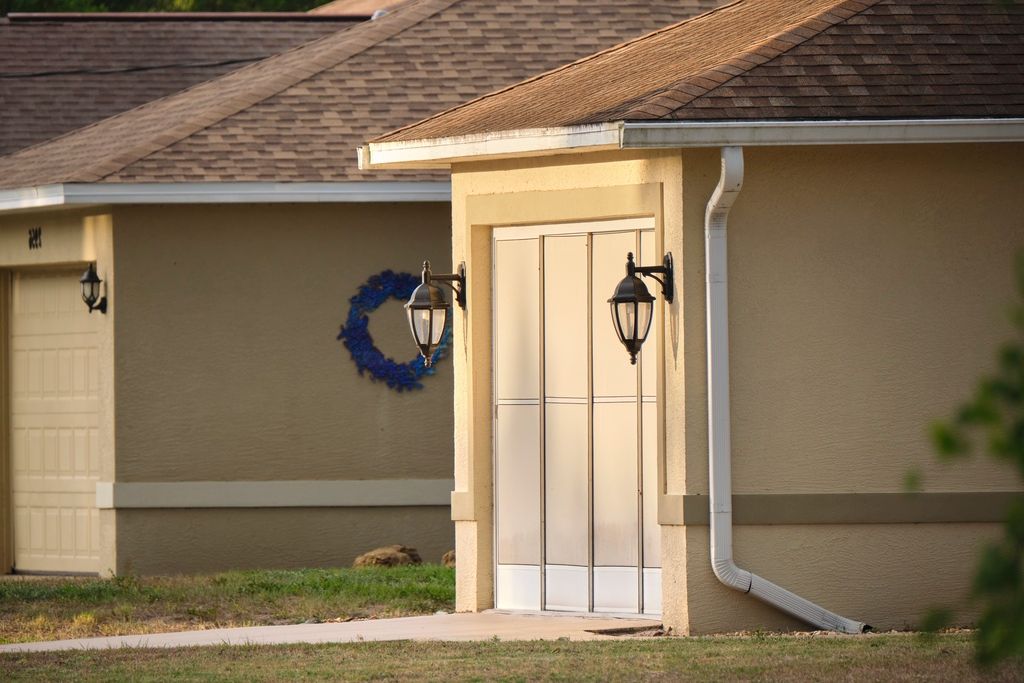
[931,422,968,458]
[903,467,923,492]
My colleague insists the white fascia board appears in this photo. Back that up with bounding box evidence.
[0,184,68,212]
[363,118,1024,168]
[363,122,624,169]
[622,118,1024,147]
[0,181,451,213]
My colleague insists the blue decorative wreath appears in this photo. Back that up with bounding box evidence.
[337,270,451,392]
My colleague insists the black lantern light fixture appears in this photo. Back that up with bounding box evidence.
[79,263,107,314]
[608,251,673,364]
[405,260,466,367]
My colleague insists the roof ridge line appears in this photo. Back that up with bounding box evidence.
[621,0,880,121]
[64,0,461,182]
[375,0,745,143]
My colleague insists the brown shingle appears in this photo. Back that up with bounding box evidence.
[0,14,361,156]
[0,0,724,189]
[377,0,1024,144]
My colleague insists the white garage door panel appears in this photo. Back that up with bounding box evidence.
[493,218,660,616]
[11,271,101,574]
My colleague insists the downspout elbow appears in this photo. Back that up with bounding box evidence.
[712,555,752,593]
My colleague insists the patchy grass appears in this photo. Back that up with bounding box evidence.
[0,566,454,644]
[2,633,1022,682]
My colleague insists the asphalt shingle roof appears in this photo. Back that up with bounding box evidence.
[377,0,1024,144]
[0,13,360,156]
[0,0,723,189]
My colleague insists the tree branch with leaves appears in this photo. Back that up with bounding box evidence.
[931,254,1024,664]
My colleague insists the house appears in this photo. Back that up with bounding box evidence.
[0,0,722,576]
[363,0,1024,633]
[0,10,365,156]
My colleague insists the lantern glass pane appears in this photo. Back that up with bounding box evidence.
[637,300,653,343]
[408,308,433,346]
[82,280,99,305]
[430,307,447,345]
[609,303,622,343]
[616,301,637,340]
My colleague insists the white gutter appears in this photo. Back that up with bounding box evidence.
[624,118,1024,148]
[0,181,452,213]
[705,146,868,634]
[363,118,1024,169]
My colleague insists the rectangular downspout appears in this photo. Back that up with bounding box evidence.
[704,146,869,634]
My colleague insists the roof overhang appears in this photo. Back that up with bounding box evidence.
[362,118,1024,169]
[0,181,451,214]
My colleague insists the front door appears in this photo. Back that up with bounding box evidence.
[493,218,660,615]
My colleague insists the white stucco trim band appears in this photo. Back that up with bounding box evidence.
[363,118,1024,168]
[0,181,452,212]
[95,479,454,509]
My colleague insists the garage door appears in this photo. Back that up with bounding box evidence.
[11,270,101,574]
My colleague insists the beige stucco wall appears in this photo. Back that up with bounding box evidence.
[448,141,1024,633]
[675,142,1024,633]
[113,506,454,574]
[0,202,455,575]
[682,144,1024,496]
[0,208,118,574]
[113,203,453,482]
[106,202,455,572]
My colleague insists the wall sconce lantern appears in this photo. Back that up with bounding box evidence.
[79,263,107,314]
[608,251,673,364]
[405,260,466,367]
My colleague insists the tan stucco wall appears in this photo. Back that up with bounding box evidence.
[0,202,456,575]
[113,203,453,482]
[0,208,118,574]
[674,142,1024,634]
[449,141,1024,633]
[104,203,455,572]
[683,522,1001,633]
[682,144,1024,497]
[113,506,454,574]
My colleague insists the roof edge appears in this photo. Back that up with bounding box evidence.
[362,123,624,169]
[364,118,1024,168]
[621,119,1024,147]
[0,181,451,213]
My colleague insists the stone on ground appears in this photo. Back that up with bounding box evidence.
[353,545,422,567]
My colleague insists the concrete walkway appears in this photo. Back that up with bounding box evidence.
[0,612,660,653]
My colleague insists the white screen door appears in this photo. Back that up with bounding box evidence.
[493,218,661,615]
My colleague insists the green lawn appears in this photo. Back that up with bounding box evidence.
[2,633,1022,682]
[0,566,454,644]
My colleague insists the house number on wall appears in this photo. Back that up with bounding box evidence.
[28,227,42,250]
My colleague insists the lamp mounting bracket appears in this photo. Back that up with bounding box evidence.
[425,261,466,309]
[631,252,674,303]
